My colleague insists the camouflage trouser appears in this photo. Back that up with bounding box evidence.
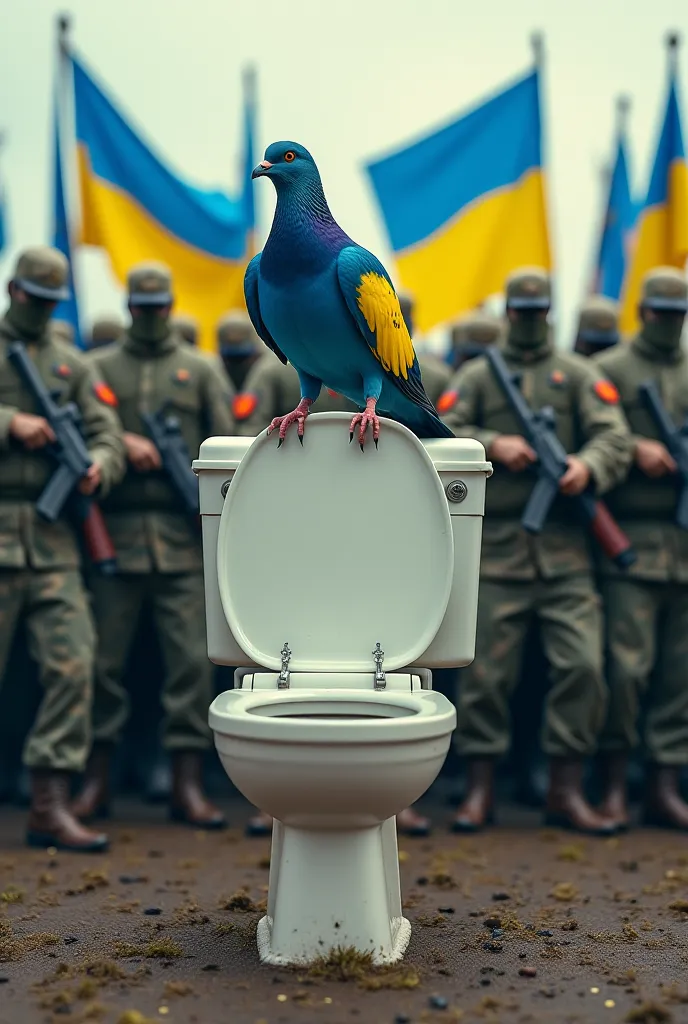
[599,579,688,764]
[88,571,212,751]
[455,575,605,758]
[0,569,94,772]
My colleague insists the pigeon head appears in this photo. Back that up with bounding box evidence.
[252,142,321,191]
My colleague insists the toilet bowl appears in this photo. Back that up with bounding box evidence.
[194,413,491,965]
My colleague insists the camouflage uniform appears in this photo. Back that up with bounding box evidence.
[234,350,358,435]
[49,319,75,346]
[574,297,620,358]
[442,267,632,835]
[73,262,234,830]
[0,246,125,851]
[87,315,124,352]
[216,310,262,392]
[594,267,688,830]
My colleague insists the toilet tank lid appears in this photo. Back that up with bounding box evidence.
[423,438,493,475]
[194,432,493,476]
[193,435,254,472]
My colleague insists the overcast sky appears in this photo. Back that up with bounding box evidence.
[0,0,686,350]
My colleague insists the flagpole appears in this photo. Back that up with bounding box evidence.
[530,32,555,322]
[667,31,680,73]
[242,63,258,259]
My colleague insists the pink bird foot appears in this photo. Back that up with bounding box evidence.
[267,397,314,447]
[349,398,380,451]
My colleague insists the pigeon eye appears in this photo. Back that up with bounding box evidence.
[284,151,296,163]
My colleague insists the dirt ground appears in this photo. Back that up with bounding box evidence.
[0,798,687,1024]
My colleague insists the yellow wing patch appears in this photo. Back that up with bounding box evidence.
[355,272,415,380]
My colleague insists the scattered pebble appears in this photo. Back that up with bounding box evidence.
[537,929,553,937]
[491,891,510,901]
[482,941,503,953]
[437,906,454,914]
[491,928,504,937]
[63,936,79,945]
[519,966,537,978]
[201,964,220,972]
[119,875,147,885]
[394,1016,410,1024]
[277,994,288,1002]
[429,995,448,1009]
[416,877,428,886]
[604,1000,615,1008]
[483,916,501,929]
[0,978,8,984]
[143,907,162,916]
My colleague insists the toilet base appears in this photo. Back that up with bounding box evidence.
[256,816,412,966]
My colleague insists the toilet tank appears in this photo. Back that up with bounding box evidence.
[194,427,491,670]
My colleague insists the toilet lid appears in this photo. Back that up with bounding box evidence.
[217,413,453,673]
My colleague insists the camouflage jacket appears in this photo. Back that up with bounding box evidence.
[595,333,688,581]
[442,337,632,580]
[0,317,125,569]
[92,329,234,573]
[234,351,358,436]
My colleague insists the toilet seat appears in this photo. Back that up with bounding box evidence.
[216,414,454,673]
[209,688,454,745]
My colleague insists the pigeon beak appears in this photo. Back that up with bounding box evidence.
[251,160,273,179]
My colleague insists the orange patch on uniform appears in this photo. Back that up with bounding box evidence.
[174,368,191,384]
[52,363,73,379]
[93,381,118,407]
[436,389,459,414]
[233,393,258,421]
[550,369,566,385]
[326,388,339,397]
[594,380,620,404]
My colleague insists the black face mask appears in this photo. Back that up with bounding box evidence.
[6,294,55,339]
[643,312,685,353]
[508,311,549,349]
[129,306,170,343]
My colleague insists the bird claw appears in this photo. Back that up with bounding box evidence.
[298,434,304,447]
[349,431,354,444]
[276,437,283,449]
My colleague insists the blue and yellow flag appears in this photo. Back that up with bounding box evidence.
[71,55,249,351]
[52,92,83,347]
[620,64,688,335]
[594,119,636,301]
[365,69,551,332]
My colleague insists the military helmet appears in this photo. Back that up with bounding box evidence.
[91,314,124,346]
[505,267,551,311]
[12,245,70,302]
[49,319,74,344]
[576,295,620,346]
[171,313,199,345]
[640,266,688,312]
[450,310,502,349]
[127,261,173,305]
[217,309,258,356]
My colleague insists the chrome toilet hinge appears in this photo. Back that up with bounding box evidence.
[278,643,291,689]
[373,642,386,690]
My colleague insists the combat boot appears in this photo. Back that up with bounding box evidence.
[27,770,109,852]
[451,758,495,832]
[71,744,113,820]
[170,751,227,830]
[545,757,618,836]
[643,765,688,831]
[596,753,630,831]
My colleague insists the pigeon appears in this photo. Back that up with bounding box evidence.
[245,141,454,448]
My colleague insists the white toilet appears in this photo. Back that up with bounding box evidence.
[193,413,491,966]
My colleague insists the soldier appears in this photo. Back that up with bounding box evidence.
[87,315,124,352]
[171,313,200,347]
[442,266,632,835]
[234,349,359,437]
[447,310,503,371]
[217,310,261,391]
[397,290,453,407]
[72,261,235,829]
[0,246,125,851]
[594,267,688,831]
[574,297,620,358]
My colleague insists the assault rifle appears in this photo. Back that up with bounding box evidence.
[485,346,636,569]
[638,379,688,530]
[140,403,199,515]
[7,341,117,574]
